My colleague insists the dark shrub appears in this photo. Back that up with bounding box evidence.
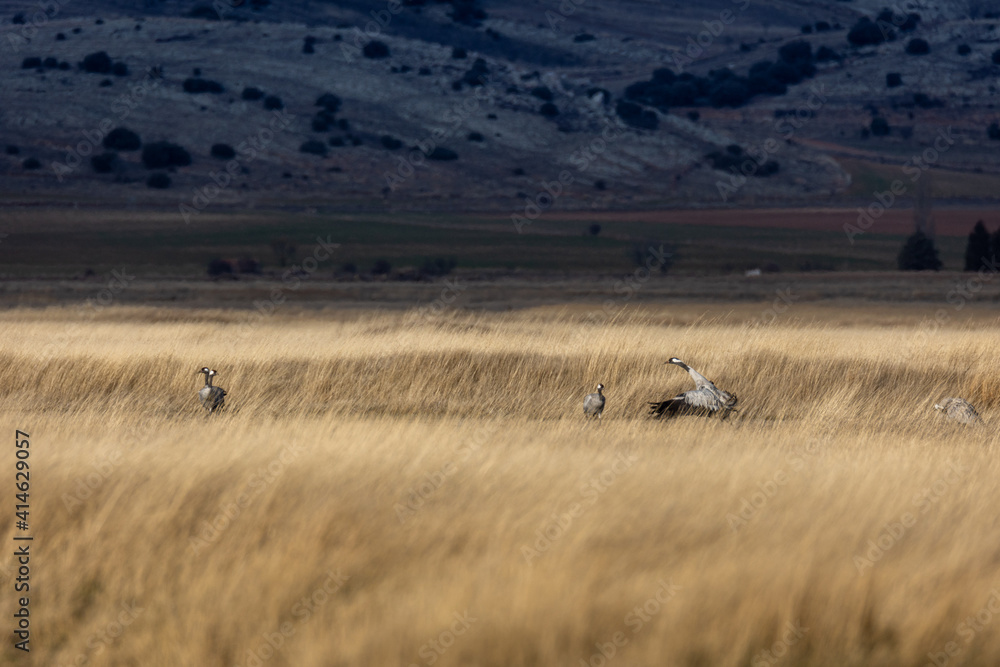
[91,152,118,173]
[421,257,457,276]
[22,158,41,170]
[815,21,831,31]
[21,57,42,69]
[299,140,328,157]
[993,49,1000,65]
[142,142,191,169]
[43,57,58,68]
[146,172,171,188]
[905,38,930,55]
[303,41,314,54]
[210,143,236,159]
[311,112,335,132]
[5,145,19,155]
[539,102,559,117]
[801,24,813,34]
[778,40,812,64]
[183,78,224,93]
[99,79,113,87]
[574,33,595,42]
[530,86,553,101]
[241,86,264,100]
[616,100,658,130]
[381,135,403,150]
[769,61,801,85]
[315,93,341,113]
[652,68,676,84]
[710,80,750,107]
[898,231,941,270]
[886,72,902,87]
[329,137,345,147]
[237,257,261,274]
[957,44,971,56]
[207,258,233,277]
[372,259,392,275]
[815,46,841,61]
[337,119,350,131]
[965,221,991,271]
[847,18,885,46]
[58,61,70,70]
[460,58,490,87]
[467,131,484,142]
[988,122,1000,140]
[363,41,390,59]
[263,95,283,110]
[111,62,129,76]
[188,5,222,20]
[103,127,141,151]
[870,117,890,136]
[588,224,601,236]
[452,47,467,59]
[427,147,458,161]
[81,51,113,73]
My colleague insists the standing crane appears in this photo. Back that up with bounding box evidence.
[649,358,737,418]
[197,367,227,414]
[583,383,606,419]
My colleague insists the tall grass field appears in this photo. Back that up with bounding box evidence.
[2,304,999,666]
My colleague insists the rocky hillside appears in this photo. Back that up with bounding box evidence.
[1,0,998,212]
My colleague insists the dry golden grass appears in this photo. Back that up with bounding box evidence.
[2,303,1000,667]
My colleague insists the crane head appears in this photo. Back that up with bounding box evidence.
[596,383,604,391]
[666,357,683,366]
[197,367,210,374]
[209,369,219,377]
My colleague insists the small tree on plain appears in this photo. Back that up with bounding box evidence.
[897,231,942,270]
[964,220,991,271]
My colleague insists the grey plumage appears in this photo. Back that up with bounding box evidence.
[197,367,227,413]
[934,397,979,425]
[583,383,605,419]
[649,357,737,418]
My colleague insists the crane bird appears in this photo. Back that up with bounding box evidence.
[649,357,737,418]
[583,383,606,419]
[934,397,979,425]
[197,367,227,414]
